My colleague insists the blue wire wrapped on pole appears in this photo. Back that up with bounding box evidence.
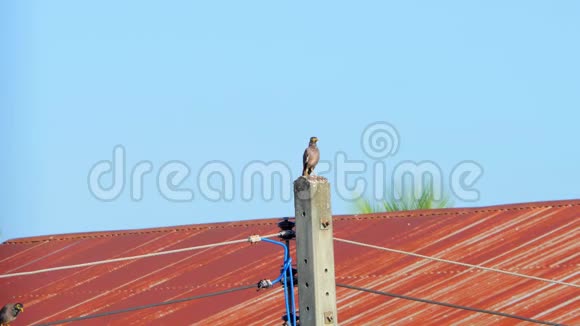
[261,238,297,326]
[288,258,297,326]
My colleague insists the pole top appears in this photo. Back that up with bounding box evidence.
[294,175,329,186]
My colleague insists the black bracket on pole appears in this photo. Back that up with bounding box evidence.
[278,218,298,325]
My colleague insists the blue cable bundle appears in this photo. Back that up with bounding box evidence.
[261,238,297,326]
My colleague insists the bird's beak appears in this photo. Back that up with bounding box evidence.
[18,307,23,312]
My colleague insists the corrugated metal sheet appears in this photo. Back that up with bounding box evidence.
[1,200,578,325]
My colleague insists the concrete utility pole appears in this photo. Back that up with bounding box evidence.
[294,176,338,325]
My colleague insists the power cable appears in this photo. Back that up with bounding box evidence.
[335,238,578,288]
[36,284,255,326]
[336,283,564,326]
[0,233,280,279]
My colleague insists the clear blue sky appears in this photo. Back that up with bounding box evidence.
[1,1,579,242]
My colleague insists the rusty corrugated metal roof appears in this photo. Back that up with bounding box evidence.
[1,200,578,325]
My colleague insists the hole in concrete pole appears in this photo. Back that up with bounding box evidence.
[305,282,309,287]
[326,292,330,296]
[324,268,328,273]
[304,259,308,264]
[302,211,306,216]
[306,306,310,311]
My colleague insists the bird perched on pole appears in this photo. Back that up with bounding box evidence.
[302,137,320,177]
[0,303,24,325]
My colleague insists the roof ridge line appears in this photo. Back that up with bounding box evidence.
[4,199,579,244]
[2,221,281,244]
[336,201,580,222]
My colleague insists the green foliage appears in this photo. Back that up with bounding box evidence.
[355,184,452,213]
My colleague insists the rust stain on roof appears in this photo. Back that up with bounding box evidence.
[1,200,579,325]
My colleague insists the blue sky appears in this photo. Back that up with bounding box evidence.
[1,1,579,241]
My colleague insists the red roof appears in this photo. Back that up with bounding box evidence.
[1,200,578,325]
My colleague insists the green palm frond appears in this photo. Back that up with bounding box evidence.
[354,183,452,213]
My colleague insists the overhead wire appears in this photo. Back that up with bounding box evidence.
[336,283,563,326]
[0,233,280,279]
[36,284,256,326]
[335,238,578,288]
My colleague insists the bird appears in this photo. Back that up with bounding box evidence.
[0,303,23,325]
[302,136,320,177]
